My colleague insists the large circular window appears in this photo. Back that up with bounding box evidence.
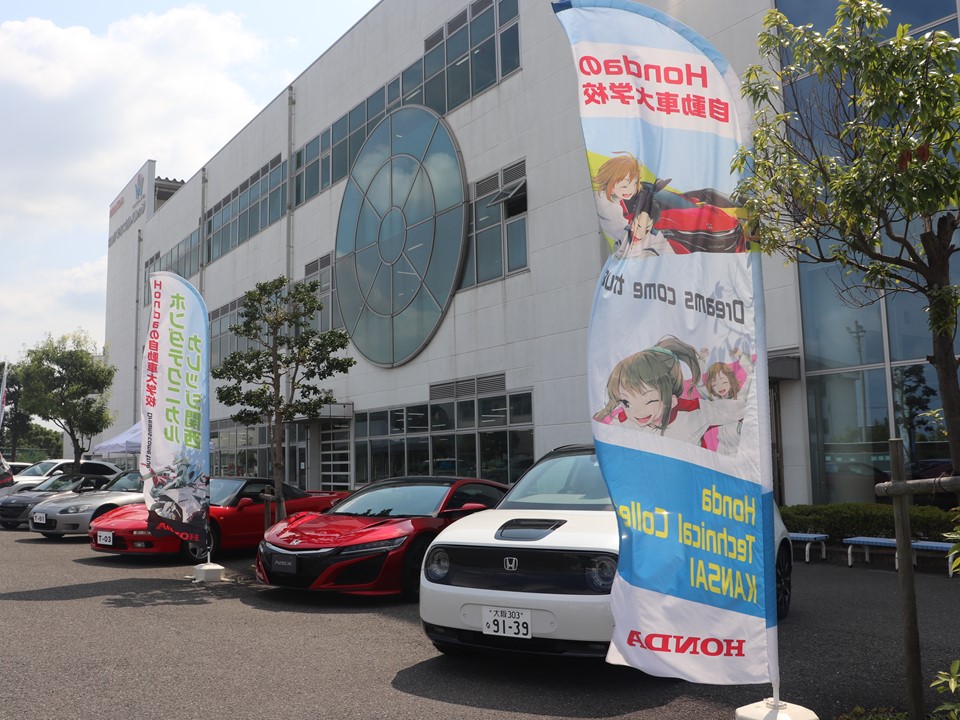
[334,107,467,367]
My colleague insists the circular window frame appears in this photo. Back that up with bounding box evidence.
[334,106,468,368]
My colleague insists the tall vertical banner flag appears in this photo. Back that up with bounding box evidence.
[140,272,211,548]
[0,361,8,432]
[554,1,778,685]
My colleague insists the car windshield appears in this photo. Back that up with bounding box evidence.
[498,451,614,511]
[18,461,60,477]
[103,472,143,492]
[209,478,246,507]
[333,482,452,518]
[33,474,84,493]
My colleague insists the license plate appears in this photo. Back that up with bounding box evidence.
[32,512,46,525]
[97,531,113,546]
[271,554,297,574]
[482,606,532,638]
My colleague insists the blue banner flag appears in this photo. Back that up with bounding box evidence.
[140,272,211,549]
[554,0,778,685]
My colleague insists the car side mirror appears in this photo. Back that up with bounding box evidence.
[237,497,255,509]
[444,502,488,515]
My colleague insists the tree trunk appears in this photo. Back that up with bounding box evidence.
[272,408,287,522]
[929,329,960,476]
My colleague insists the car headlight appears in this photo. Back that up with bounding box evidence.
[424,547,450,583]
[62,504,94,514]
[584,554,618,593]
[339,536,407,555]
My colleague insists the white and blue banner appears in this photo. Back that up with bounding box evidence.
[554,0,778,685]
[140,272,211,548]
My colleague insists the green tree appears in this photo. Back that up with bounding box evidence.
[19,332,116,468]
[212,277,356,518]
[0,364,33,460]
[734,0,960,472]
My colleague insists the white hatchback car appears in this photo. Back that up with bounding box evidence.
[419,444,792,657]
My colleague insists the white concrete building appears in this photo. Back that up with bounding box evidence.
[102,0,958,507]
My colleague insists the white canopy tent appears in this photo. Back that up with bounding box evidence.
[92,421,141,454]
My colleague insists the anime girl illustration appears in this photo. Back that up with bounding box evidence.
[614,177,674,259]
[697,346,755,454]
[593,335,748,452]
[592,152,643,252]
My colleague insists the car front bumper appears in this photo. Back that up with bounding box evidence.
[419,578,614,657]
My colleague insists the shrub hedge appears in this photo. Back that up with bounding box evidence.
[780,503,956,543]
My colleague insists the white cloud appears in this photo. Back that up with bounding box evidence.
[0,256,108,362]
[0,7,273,363]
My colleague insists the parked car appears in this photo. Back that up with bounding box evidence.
[2,458,122,496]
[89,477,348,561]
[7,462,31,475]
[419,444,792,657]
[28,471,143,538]
[255,476,509,598]
[0,474,114,529]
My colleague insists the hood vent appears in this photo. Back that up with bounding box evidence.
[495,518,567,541]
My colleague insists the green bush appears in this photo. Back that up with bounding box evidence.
[780,503,955,542]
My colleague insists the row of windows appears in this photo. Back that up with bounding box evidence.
[291,0,520,209]
[354,390,533,486]
[143,1,522,304]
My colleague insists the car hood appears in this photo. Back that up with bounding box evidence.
[34,490,142,511]
[0,489,78,506]
[89,503,147,530]
[430,508,620,552]
[266,513,414,549]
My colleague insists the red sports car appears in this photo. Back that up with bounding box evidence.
[89,477,347,561]
[255,476,508,598]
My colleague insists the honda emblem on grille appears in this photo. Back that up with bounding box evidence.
[503,557,518,571]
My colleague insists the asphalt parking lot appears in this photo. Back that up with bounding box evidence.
[1,527,958,720]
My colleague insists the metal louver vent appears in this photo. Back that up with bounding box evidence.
[455,379,477,397]
[502,160,525,185]
[471,0,493,17]
[430,382,456,401]
[425,28,444,51]
[447,11,467,33]
[318,253,331,269]
[477,374,506,395]
[475,174,500,198]
[305,259,320,276]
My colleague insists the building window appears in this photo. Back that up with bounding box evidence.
[354,375,533,485]
[460,160,528,288]
[334,107,467,367]
[291,0,521,210]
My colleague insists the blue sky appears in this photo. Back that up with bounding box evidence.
[0,1,380,365]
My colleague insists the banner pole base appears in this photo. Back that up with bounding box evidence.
[193,562,224,582]
[735,698,819,720]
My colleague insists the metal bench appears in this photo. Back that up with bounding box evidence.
[789,532,828,563]
[843,536,956,577]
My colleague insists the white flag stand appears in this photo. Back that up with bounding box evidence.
[736,698,818,720]
[193,562,224,582]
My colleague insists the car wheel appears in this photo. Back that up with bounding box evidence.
[90,506,115,522]
[401,536,432,599]
[181,523,220,563]
[0,521,19,530]
[776,541,792,621]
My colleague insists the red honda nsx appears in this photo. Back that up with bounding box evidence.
[89,477,347,561]
[255,476,508,598]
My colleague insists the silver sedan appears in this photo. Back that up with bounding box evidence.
[28,471,143,538]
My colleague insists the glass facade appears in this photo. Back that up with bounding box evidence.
[784,1,960,504]
[354,383,533,486]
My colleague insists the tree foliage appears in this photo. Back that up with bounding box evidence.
[0,364,34,460]
[212,277,356,515]
[19,331,116,468]
[734,0,960,469]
